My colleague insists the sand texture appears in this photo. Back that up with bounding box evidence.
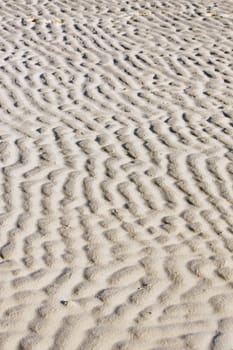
[0,0,233,349]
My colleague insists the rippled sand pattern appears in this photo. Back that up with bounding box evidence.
[0,0,233,349]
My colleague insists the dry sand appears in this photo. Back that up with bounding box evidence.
[0,0,233,349]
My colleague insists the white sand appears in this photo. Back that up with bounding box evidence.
[0,0,233,349]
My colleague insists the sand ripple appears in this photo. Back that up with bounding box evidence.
[0,0,233,349]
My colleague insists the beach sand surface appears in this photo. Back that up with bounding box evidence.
[0,0,233,349]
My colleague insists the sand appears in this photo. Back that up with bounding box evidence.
[0,0,233,349]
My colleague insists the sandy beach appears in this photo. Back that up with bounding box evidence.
[0,0,233,349]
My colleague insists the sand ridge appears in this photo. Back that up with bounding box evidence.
[0,0,233,349]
